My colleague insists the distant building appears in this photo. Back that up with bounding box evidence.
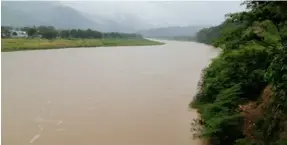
[10,30,28,38]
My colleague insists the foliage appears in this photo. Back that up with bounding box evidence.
[150,36,196,41]
[261,46,287,144]
[1,25,143,40]
[191,1,287,145]
[26,27,37,37]
[194,19,237,45]
[1,38,163,52]
[11,32,17,36]
[59,30,70,38]
[195,25,221,45]
[1,26,12,38]
[37,26,58,39]
[103,32,142,39]
[68,29,102,39]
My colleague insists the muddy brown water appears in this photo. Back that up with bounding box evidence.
[2,40,218,145]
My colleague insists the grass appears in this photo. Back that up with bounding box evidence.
[1,38,164,52]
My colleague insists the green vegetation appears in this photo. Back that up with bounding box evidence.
[191,1,287,145]
[150,36,196,41]
[1,26,142,39]
[1,1,152,33]
[1,38,163,52]
[1,25,162,52]
[138,26,204,39]
[194,25,223,45]
[194,18,238,45]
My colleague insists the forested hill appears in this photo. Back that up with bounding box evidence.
[1,1,147,33]
[1,1,98,29]
[192,20,235,45]
[192,24,223,45]
[190,1,287,145]
[138,26,205,38]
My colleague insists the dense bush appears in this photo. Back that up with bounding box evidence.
[191,1,287,145]
[1,26,143,40]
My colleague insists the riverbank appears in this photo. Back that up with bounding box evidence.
[190,2,287,145]
[1,38,164,52]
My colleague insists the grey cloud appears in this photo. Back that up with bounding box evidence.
[61,1,245,28]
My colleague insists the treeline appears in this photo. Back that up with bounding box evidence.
[1,26,142,39]
[194,18,238,45]
[191,1,287,145]
[154,36,196,41]
[194,25,223,45]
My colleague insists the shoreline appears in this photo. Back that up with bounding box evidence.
[1,38,164,52]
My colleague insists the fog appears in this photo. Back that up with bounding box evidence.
[62,1,245,28]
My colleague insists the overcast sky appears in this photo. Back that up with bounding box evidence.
[61,1,246,28]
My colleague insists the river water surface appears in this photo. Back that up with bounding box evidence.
[2,40,218,145]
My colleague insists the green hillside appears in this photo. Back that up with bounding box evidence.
[138,26,206,38]
[191,1,287,145]
[1,1,98,29]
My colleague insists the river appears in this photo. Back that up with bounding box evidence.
[2,40,218,145]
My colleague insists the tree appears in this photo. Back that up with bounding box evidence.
[59,30,70,38]
[37,26,58,39]
[21,27,31,32]
[12,32,17,36]
[191,1,287,145]
[41,30,58,39]
[1,26,11,38]
[27,27,37,37]
[70,29,78,38]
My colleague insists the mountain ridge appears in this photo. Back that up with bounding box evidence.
[138,26,209,37]
[1,1,99,29]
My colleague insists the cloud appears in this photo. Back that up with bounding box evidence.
[62,1,245,27]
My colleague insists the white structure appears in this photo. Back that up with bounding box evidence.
[10,30,28,38]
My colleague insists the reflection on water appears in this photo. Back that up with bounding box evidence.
[2,40,217,145]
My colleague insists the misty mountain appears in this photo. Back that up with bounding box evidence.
[1,1,151,33]
[83,13,144,33]
[67,8,153,33]
[2,1,211,34]
[1,1,100,29]
[138,26,207,37]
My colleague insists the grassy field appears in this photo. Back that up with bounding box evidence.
[1,38,164,52]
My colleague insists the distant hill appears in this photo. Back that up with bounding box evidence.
[83,13,146,33]
[1,1,99,29]
[138,26,207,38]
[1,1,209,34]
[1,1,153,33]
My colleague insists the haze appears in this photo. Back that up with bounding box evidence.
[62,1,245,28]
